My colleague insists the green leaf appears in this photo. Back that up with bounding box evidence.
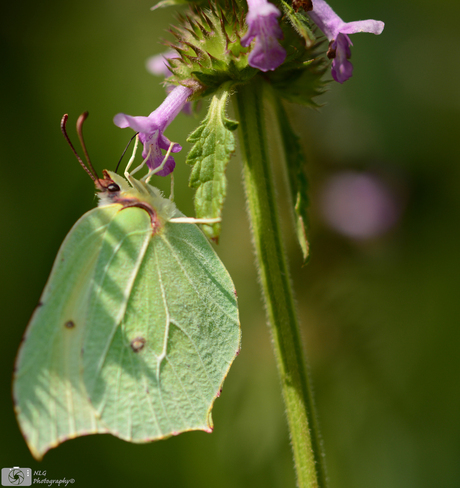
[186,83,238,240]
[273,99,310,262]
[14,171,240,460]
[280,0,316,48]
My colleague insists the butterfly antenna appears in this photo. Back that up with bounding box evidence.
[76,112,100,181]
[60,114,98,183]
[115,132,139,174]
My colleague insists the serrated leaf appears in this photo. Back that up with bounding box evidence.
[280,0,316,48]
[186,82,238,240]
[274,99,310,262]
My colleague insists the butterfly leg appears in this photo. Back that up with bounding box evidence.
[170,173,175,202]
[124,135,139,178]
[129,145,152,177]
[142,142,175,184]
[169,217,222,224]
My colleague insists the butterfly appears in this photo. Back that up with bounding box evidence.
[13,113,241,460]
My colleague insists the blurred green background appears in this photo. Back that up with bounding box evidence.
[1,0,459,487]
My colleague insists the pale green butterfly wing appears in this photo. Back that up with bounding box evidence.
[13,204,146,459]
[15,171,240,458]
[83,212,240,440]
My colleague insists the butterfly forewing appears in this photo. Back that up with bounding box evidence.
[13,206,121,459]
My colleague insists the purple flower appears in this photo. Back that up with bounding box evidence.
[145,50,178,78]
[113,85,192,176]
[320,172,401,239]
[241,0,286,72]
[308,0,384,83]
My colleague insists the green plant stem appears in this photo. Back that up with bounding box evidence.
[233,79,327,488]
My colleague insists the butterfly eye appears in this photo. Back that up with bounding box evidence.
[107,183,120,192]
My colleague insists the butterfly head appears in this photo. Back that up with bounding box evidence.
[60,112,128,197]
[94,173,121,194]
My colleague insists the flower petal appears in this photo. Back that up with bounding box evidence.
[159,133,182,153]
[309,0,344,40]
[248,31,286,71]
[340,20,385,36]
[145,50,178,77]
[113,113,156,133]
[330,33,353,83]
[241,24,257,47]
[242,0,286,71]
[143,149,176,176]
[153,154,176,176]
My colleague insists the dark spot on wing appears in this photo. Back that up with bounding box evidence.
[130,337,146,352]
[65,320,75,329]
[37,301,43,307]
[233,289,238,298]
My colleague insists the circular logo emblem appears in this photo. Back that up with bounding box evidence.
[8,469,25,485]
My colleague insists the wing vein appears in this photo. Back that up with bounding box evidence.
[152,245,173,431]
[160,233,236,322]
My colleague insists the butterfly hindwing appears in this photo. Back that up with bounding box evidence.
[83,216,240,441]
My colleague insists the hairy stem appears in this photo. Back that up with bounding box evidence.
[233,78,327,488]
